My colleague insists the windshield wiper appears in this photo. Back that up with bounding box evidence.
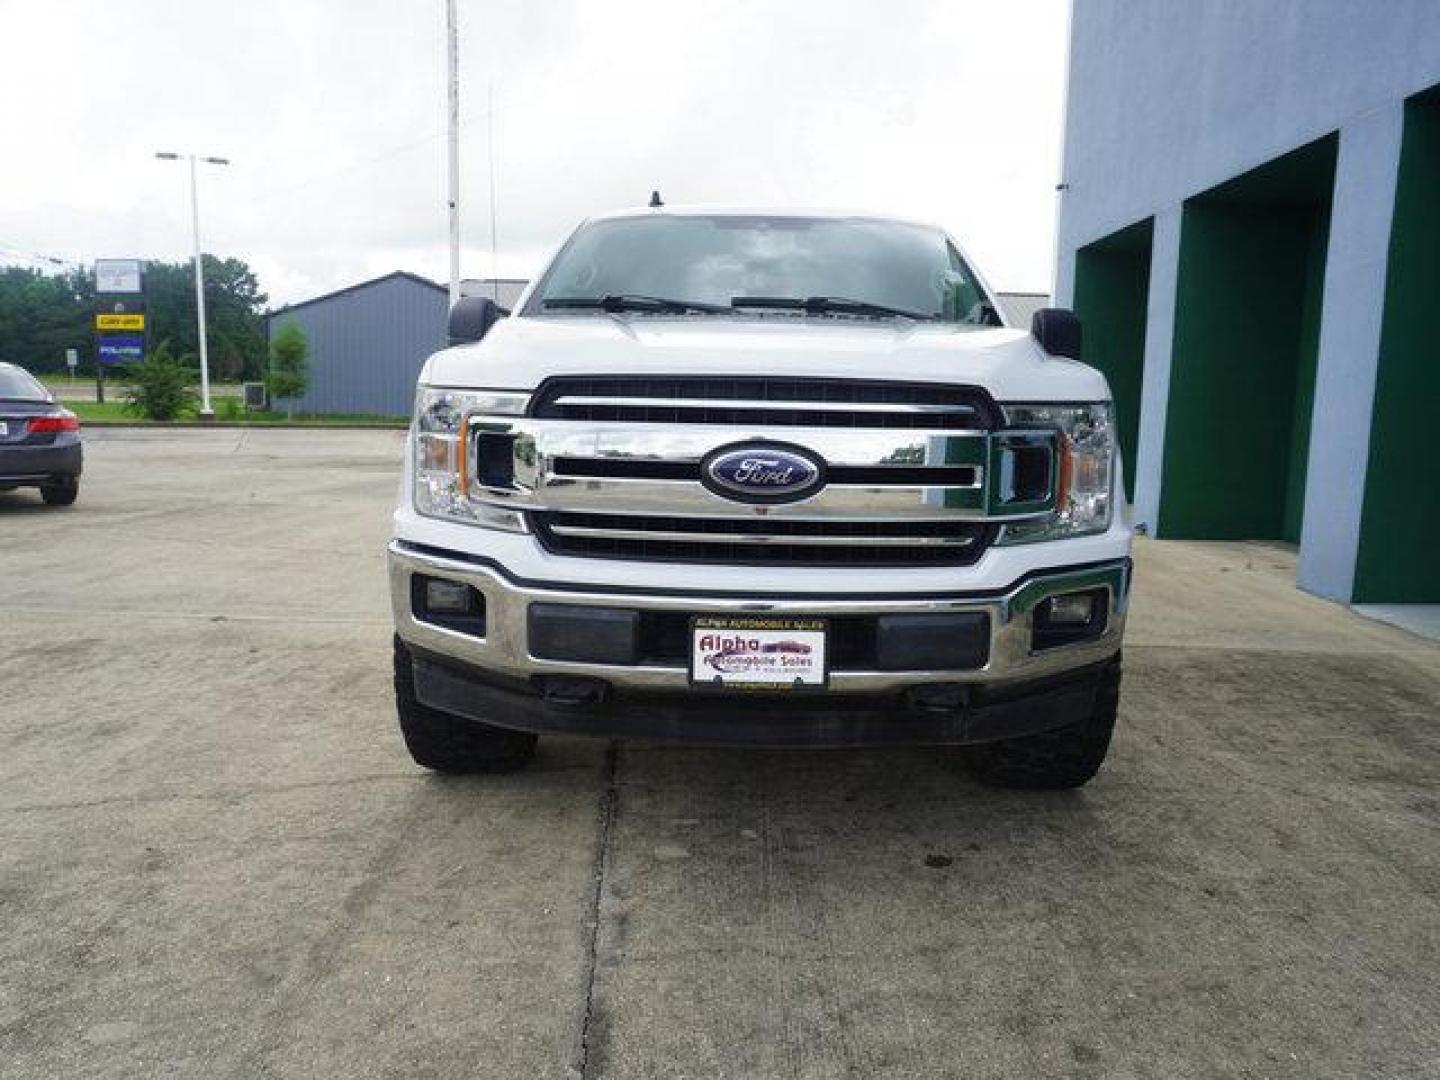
[542,294,732,315]
[731,295,935,321]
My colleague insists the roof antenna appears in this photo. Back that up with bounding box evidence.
[648,190,663,208]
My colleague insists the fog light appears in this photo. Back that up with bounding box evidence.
[1032,588,1107,650]
[425,578,476,614]
[1040,593,1095,626]
[411,575,486,636]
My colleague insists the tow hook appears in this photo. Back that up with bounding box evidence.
[534,675,611,707]
[906,683,970,714]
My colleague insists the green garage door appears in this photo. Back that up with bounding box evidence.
[1160,137,1336,543]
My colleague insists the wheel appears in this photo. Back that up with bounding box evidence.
[40,478,79,506]
[392,636,536,773]
[967,655,1121,789]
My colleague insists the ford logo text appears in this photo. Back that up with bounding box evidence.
[701,442,826,504]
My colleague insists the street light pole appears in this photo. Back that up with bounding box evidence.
[156,151,230,419]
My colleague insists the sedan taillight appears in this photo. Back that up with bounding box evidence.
[27,411,80,433]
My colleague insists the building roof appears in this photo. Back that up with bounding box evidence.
[269,271,444,318]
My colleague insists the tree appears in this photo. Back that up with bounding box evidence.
[143,257,269,380]
[266,321,310,418]
[0,255,269,378]
[125,341,198,421]
[0,266,92,374]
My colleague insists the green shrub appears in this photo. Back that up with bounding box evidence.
[265,322,310,418]
[216,396,244,421]
[125,342,198,421]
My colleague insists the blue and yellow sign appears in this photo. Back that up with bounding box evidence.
[96,312,145,331]
[97,335,145,365]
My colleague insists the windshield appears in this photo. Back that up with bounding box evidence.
[526,214,999,324]
[0,365,48,400]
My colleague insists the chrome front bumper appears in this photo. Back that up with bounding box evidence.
[388,541,1129,692]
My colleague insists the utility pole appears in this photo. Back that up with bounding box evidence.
[445,0,461,307]
[488,81,499,302]
[155,151,230,419]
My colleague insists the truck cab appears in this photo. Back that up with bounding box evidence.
[389,207,1130,788]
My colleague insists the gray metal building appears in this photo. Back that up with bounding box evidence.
[1054,0,1440,606]
[267,271,448,418]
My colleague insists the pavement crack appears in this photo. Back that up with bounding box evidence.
[571,740,620,1080]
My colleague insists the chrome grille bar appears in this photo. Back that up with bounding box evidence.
[529,479,991,519]
[531,376,1002,431]
[465,419,1056,521]
[547,523,979,547]
[550,395,977,416]
[532,511,997,566]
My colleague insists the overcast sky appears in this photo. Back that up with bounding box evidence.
[0,0,1069,308]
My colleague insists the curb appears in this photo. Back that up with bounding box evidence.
[81,420,408,431]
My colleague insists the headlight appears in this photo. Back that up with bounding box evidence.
[997,402,1115,544]
[413,387,529,530]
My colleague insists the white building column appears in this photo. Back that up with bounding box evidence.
[1052,247,1077,308]
[1131,205,1182,531]
[1297,104,1405,601]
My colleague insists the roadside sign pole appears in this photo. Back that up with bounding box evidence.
[94,260,146,400]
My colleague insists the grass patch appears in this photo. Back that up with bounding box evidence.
[68,401,142,421]
[64,399,407,427]
[239,410,409,427]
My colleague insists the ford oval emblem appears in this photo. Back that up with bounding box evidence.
[701,441,826,504]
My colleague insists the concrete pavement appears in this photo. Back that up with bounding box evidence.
[1,428,1437,1078]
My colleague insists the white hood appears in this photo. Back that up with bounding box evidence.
[422,316,1112,403]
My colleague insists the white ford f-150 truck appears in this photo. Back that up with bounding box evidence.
[389,207,1130,788]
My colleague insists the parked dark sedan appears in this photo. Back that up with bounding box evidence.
[0,362,82,506]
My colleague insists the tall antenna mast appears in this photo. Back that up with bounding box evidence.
[488,82,499,301]
[445,0,461,306]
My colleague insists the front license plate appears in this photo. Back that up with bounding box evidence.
[0,421,8,437]
[690,616,828,690]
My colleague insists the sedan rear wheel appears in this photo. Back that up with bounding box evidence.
[40,477,79,506]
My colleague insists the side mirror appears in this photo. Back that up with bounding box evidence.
[448,296,508,345]
[1031,307,1082,361]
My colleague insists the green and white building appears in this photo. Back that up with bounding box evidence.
[1054,0,1440,607]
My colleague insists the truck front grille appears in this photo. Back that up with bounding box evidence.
[468,377,1052,568]
[530,376,1000,430]
[532,512,997,567]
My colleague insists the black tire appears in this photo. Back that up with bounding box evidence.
[392,636,536,773]
[967,655,1121,790]
[40,478,79,506]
